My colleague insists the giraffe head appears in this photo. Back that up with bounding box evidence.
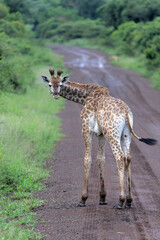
[41,69,69,99]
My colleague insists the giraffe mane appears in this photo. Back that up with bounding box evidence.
[66,82,109,95]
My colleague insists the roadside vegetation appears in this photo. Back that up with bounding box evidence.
[0,1,66,239]
[0,0,160,239]
[0,67,65,239]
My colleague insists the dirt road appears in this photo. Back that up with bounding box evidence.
[35,46,160,240]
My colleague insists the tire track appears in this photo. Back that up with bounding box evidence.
[130,141,160,240]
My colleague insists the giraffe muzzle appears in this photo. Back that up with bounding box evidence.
[53,94,59,99]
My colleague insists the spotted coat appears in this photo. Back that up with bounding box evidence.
[42,69,157,209]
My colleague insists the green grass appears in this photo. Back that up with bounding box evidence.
[0,52,66,238]
[0,196,43,240]
[110,54,148,76]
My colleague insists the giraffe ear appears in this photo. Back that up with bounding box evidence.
[61,76,69,84]
[41,76,49,83]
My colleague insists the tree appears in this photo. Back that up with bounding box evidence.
[0,3,9,19]
[99,0,160,29]
[60,0,79,9]
[3,0,30,14]
[98,0,126,29]
[61,0,104,19]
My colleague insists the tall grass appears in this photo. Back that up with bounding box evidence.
[0,53,66,238]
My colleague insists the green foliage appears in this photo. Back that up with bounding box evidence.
[0,3,9,19]
[145,47,157,60]
[30,0,105,38]
[0,2,67,236]
[0,196,43,239]
[150,69,160,90]
[2,0,32,22]
[76,0,105,19]
[49,19,106,42]
[112,21,137,43]
[60,0,104,19]
[111,17,160,67]
[36,17,61,38]
[0,19,25,37]
[99,0,160,29]
[0,62,65,239]
[35,6,80,38]
[0,32,58,92]
[98,0,125,29]
[0,84,64,194]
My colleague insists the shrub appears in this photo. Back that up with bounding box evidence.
[36,17,60,38]
[49,19,106,41]
[112,21,138,44]
[0,19,25,37]
[145,47,157,60]
[0,3,9,19]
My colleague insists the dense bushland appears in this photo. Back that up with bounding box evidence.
[99,0,160,29]
[0,3,39,93]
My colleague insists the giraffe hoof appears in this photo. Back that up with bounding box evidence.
[125,204,133,209]
[113,204,124,210]
[77,202,86,207]
[99,201,107,205]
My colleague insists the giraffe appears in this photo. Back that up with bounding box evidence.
[42,69,157,209]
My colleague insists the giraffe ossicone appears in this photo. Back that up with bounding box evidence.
[42,69,157,209]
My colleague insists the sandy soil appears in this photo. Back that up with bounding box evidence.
[35,46,160,240]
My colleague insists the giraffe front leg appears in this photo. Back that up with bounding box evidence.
[77,131,92,207]
[97,135,107,205]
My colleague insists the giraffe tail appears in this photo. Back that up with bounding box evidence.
[126,113,157,146]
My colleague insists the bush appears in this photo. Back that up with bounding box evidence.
[0,33,57,93]
[145,47,157,60]
[36,17,60,38]
[112,21,138,44]
[49,19,106,41]
[0,3,9,19]
[0,19,25,37]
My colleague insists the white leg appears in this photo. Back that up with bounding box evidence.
[121,126,132,207]
[97,135,107,205]
[106,137,126,209]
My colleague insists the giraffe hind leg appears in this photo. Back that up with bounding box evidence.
[113,149,126,209]
[125,155,133,208]
[107,138,126,209]
[97,135,107,205]
[121,126,133,208]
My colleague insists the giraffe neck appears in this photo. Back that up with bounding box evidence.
[60,82,89,105]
